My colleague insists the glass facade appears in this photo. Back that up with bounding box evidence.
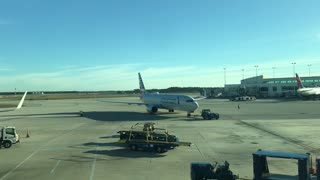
[235,75,320,97]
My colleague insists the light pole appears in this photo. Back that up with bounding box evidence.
[291,62,296,76]
[254,65,259,96]
[223,68,226,86]
[272,67,276,79]
[308,64,312,76]
[291,62,296,96]
[254,65,258,76]
[241,69,244,80]
[272,67,276,84]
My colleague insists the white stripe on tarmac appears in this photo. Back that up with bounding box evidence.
[0,122,86,180]
[50,160,61,174]
[89,145,98,180]
[0,150,39,180]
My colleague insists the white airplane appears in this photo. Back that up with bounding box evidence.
[0,91,28,112]
[295,73,320,96]
[124,73,200,116]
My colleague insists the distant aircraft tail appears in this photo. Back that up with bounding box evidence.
[295,73,304,89]
[16,91,28,109]
[138,73,146,94]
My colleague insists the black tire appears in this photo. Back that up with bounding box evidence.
[3,141,12,148]
[216,113,220,120]
[130,144,137,151]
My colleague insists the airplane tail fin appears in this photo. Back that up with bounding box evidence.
[16,91,28,109]
[138,73,146,94]
[295,73,304,89]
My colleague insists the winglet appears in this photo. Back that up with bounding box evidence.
[138,73,146,94]
[16,91,28,109]
[295,73,304,89]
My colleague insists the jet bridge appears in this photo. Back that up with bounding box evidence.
[253,149,311,180]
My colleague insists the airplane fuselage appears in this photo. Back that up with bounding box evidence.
[297,88,320,96]
[140,93,199,113]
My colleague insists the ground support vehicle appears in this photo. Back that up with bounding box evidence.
[190,161,236,180]
[133,122,158,132]
[230,96,256,101]
[117,125,191,153]
[0,127,20,149]
[316,157,320,178]
[253,149,313,180]
[201,109,219,120]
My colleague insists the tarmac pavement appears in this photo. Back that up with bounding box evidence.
[1,97,320,180]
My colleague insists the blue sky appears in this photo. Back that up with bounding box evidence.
[0,0,320,91]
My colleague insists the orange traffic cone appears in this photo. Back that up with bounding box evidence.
[26,128,30,138]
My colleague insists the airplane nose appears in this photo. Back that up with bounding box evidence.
[194,102,199,109]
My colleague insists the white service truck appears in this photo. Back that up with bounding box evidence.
[0,127,20,148]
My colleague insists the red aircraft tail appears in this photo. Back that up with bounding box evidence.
[295,73,304,89]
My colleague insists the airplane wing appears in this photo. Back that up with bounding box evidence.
[128,102,146,106]
[0,91,28,112]
[16,91,28,109]
[99,100,147,106]
[192,96,207,101]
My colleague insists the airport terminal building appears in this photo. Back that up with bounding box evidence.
[224,75,320,98]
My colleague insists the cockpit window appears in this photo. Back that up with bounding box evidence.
[186,99,194,102]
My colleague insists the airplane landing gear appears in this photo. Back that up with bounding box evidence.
[187,113,191,117]
[169,109,174,112]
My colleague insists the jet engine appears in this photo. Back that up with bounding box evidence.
[147,106,158,113]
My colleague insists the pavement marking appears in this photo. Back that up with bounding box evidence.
[89,145,99,180]
[0,149,39,180]
[0,117,24,122]
[0,122,86,180]
[239,120,318,153]
[193,143,205,159]
[50,160,61,174]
